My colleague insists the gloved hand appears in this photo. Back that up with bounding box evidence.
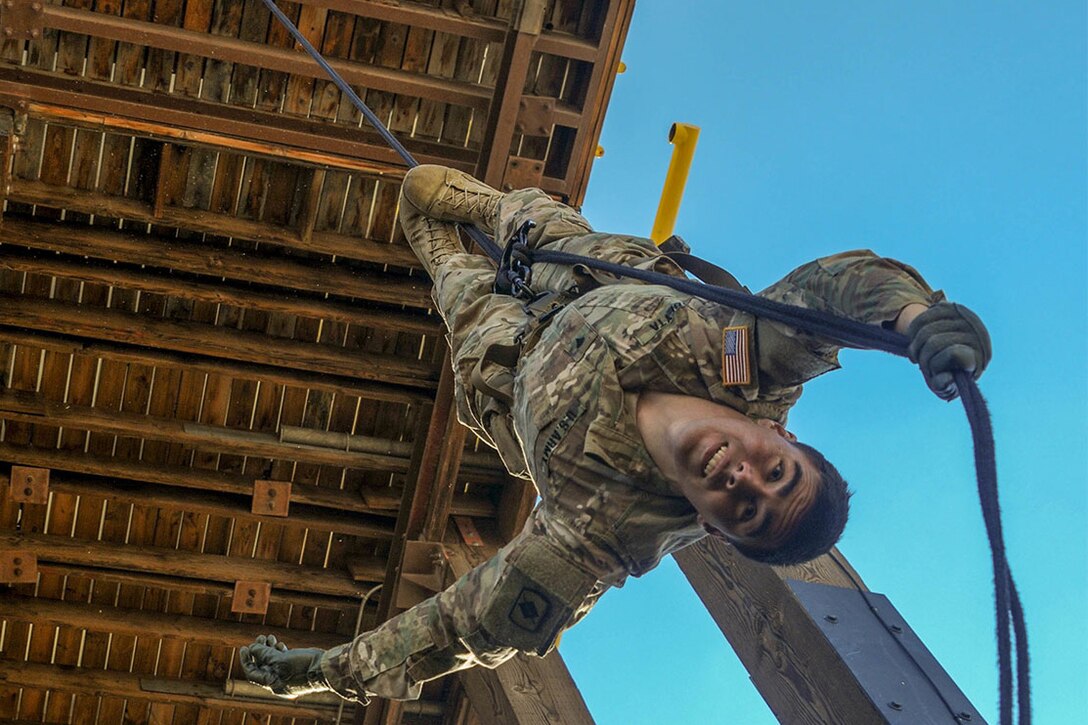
[907,302,992,400]
[239,634,330,699]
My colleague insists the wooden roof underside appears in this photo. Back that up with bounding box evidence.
[0,0,634,723]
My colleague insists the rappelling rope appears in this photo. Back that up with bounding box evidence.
[260,2,1029,722]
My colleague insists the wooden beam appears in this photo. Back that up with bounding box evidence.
[0,294,438,388]
[34,562,361,612]
[475,6,545,186]
[0,245,441,336]
[7,177,422,269]
[447,538,594,725]
[0,216,431,307]
[0,441,396,528]
[1,595,346,650]
[0,327,430,405]
[0,532,380,596]
[39,5,492,110]
[564,0,636,205]
[0,67,475,175]
[0,662,338,720]
[0,465,394,541]
[300,0,598,61]
[674,540,886,723]
[0,388,502,479]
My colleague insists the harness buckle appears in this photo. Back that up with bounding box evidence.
[494,220,536,299]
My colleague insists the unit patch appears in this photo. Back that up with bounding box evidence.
[721,325,752,387]
[508,587,551,632]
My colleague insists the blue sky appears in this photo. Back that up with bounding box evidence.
[562,2,1087,723]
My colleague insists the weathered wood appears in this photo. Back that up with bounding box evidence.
[0,326,430,405]
[0,662,340,720]
[0,214,431,306]
[0,532,380,596]
[563,0,635,204]
[8,176,422,269]
[0,294,437,388]
[0,441,396,526]
[674,540,886,724]
[0,245,442,336]
[1,595,346,650]
[40,3,492,109]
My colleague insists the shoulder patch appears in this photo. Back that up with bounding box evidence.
[721,326,752,387]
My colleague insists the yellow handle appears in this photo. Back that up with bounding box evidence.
[651,122,701,245]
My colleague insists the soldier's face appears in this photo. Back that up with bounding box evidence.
[636,392,819,548]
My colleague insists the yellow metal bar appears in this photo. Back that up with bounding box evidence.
[650,122,701,245]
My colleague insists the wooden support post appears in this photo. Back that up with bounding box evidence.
[675,539,889,723]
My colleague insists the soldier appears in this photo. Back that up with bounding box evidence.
[240,166,990,702]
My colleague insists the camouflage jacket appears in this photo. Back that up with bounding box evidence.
[319,188,943,702]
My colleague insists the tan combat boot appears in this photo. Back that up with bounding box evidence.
[400,165,503,235]
[398,194,465,278]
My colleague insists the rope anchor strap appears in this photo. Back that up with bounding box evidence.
[260,2,1029,722]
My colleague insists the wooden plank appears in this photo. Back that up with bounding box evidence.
[40,4,491,107]
[0,662,340,720]
[0,294,437,387]
[0,440,399,525]
[674,540,885,724]
[0,327,430,405]
[0,532,379,596]
[1,595,346,651]
[0,247,441,336]
[1,145,434,269]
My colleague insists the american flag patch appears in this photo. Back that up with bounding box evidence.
[721,326,751,387]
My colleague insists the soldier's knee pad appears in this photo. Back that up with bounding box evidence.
[464,538,599,657]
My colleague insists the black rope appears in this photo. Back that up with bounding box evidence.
[262,3,1028,721]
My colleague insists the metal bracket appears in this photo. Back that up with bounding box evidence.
[515,96,556,137]
[502,156,545,192]
[0,0,44,41]
[252,480,290,517]
[395,541,450,609]
[453,516,484,547]
[9,465,49,504]
[0,550,37,584]
[788,579,985,724]
[231,581,271,615]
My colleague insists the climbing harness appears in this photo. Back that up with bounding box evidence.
[260,2,1030,722]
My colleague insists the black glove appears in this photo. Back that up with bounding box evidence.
[239,634,330,699]
[907,302,992,400]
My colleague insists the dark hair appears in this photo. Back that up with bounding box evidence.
[731,441,852,566]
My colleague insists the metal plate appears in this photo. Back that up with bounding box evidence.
[231,581,271,615]
[252,479,290,517]
[0,550,37,584]
[502,156,545,192]
[788,579,985,724]
[10,465,49,504]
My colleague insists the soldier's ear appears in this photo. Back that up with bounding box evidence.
[697,516,729,541]
[755,418,796,441]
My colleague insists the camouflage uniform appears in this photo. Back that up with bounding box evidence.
[320,187,944,702]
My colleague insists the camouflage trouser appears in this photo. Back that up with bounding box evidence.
[320,189,662,702]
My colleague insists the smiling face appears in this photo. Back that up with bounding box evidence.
[635,391,820,551]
